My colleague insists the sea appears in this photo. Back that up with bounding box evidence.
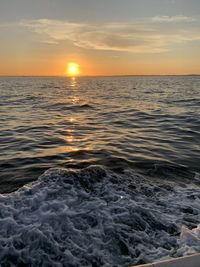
[0,75,200,266]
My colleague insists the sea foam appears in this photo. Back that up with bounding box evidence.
[0,166,200,266]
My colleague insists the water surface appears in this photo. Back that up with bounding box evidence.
[0,76,200,192]
[0,76,200,266]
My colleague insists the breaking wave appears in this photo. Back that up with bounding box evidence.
[0,166,200,266]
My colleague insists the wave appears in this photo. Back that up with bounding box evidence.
[0,166,200,266]
[46,102,94,111]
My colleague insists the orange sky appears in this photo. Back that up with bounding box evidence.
[1,52,199,77]
[0,1,199,76]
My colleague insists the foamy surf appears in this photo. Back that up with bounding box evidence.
[0,166,200,266]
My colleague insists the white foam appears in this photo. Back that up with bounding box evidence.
[0,166,200,266]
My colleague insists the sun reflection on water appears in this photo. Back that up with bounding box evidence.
[69,117,75,123]
[70,76,77,88]
[71,96,80,104]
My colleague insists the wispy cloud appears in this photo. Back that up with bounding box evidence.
[152,15,196,23]
[19,18,200,53]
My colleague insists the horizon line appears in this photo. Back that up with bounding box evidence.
[0,74,199,78]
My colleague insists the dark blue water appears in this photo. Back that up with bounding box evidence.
[0,76,200,266]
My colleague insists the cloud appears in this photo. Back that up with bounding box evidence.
[152,15,196,23]
[20,18,200,54]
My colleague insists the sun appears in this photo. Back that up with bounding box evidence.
[67,63,80,76]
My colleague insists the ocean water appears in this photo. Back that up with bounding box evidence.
[0,76,200,266]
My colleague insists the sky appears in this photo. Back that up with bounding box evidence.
[0,0,200,76]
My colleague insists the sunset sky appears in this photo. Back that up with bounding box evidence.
[0,0,199,76]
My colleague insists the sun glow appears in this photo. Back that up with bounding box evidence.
[67,63,80,76]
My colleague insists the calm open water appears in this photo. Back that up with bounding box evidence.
[0,76,200,266]
[1,76,200,192]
